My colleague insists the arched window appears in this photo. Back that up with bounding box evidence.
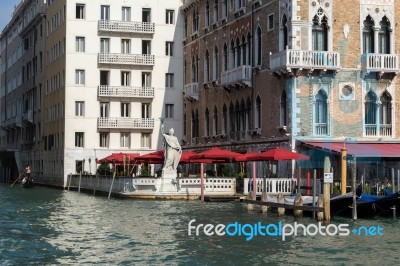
[255,27,262,65]
[236,37,241,67]
[314,90,328,135]
[235,101,240,131]
[246,98,251,130]
[282,15,288,50]
[213,106,218,135]
[230,40,235,69]
[365,91,377,124]
[195,109,199,137]
[241,36,246,65]
[363,16,374,53]
[312,9,328,51]
[223,43,228,71]
[380,91,392,126]
[205,0,210,27]
[191,110,195,138]
[247,33,251,65]
[204,50,210,82]
[280,90,287,126]
[205,108,210,136]
[191,56,196,82]
[379,16,390,54]
[240,100,246,131]
[222,104,227,134]
[255,96,261,129]
[213,46,219,80]
[213,0,219,23]
[229,103,235,132]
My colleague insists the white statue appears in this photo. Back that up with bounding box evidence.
[161,121,182,174]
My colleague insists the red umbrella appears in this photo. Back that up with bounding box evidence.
[179,150,197,164]
[135,150,164,164]
[189,147,242,162]
[247,148,309,161]
[97,152,140,164]
[234,152,258,162]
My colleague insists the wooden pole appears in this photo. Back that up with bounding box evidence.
[341,146,347,195]
[10,170,26,187]
[391,168,396,219]
[93,172,98,195]
[108,163,116,200]
[306,171,311,196]
[252,161,256,200]
[352,158,357,220]
[68,174,72,190]
[312,169,317,219]
[398,169,400,193]
[200,163,204,202]
[78,172,82,193]
[323,156,331,224]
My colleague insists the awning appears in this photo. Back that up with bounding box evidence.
[303,142,400,158]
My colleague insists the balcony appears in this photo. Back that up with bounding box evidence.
[314,123,328,136]
[269,49,340,76]
[98,86,154,98]
[97,117,154,129]
[98,20,155,34]
[22,110,33,123]
[184,83,199,101]
[98,53,154,65]
[365,124,392,137]
[220,65,252,88]
[361,53,399,78]
[1,116,22,129]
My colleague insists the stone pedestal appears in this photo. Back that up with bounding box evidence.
[157,171,179,193]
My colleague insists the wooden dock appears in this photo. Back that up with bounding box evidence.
[243,199,324,212]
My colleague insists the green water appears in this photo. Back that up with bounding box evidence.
[0,184,399,265]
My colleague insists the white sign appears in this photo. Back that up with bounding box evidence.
[324,173,333,183]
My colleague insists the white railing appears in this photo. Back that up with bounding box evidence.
[98,86,154,98]
[98,20,155,33]
[365,124,392,137]
[220,65,252,86]
[184,82,199,100]
[362,53,399,72]
[98,53,155,65]
[180,177,236,194]
[269,49,340,71]
[97,117,154,129]
[243,178,296,196]
[314,123,328,136]
[380,124,392,136]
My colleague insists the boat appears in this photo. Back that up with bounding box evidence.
[20,176,35,188]
[330,184,363,217]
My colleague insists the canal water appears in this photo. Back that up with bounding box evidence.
[1,184,399,265]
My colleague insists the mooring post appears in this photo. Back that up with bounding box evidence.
[68,174,72,191]
[200,163,204,202]
[323,156,331,224]
[341,145,347,195]
[298,167,301,193]
[352,158,357,221]
[391,168,396,219]
[306,171,311,196]
[78,172,82,193]
[252,162,256,200]
[312,169,317,219]
[108,167,116,200]
[397,169,400,193]
[93,172,98,195]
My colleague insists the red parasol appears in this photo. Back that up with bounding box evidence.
[247,148,310,161]
[97,152,140,164]
[135,150,164,164]
[189,147,242,163]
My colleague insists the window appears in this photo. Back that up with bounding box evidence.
[165,104,174,119]
[192,8,199,32]
[122,7,131,21]
[314,90,328,135]
[255,96,261,129]
[75,160,83,173]
[121,103,130,117]
[213,106,218,135]
[142,72,151,87]
[165,73,174,88]
[204,50,210,82]
[99,132,109,148]
[213,46,219,80]
[281,15,288,50]
[75,101,84,116]
[76,4,85,19]
[121,39,130,54]
[141,133,151,148]
[121,71,131,86]
[363,16,374,54]
[380,91,392,136]
[255,27,262,65]
[222,0,228,19]
[378,16,390,54]
[223,43,228,71]
[280,91,287,126]
[205,108,210,136]
[142,8,151,23]
[222,105,227,134]
[75,37,85,52]
[166,10,174,24]
[312,10,328,51]
[100,38,110,53]
[205,1,210,27]
[166,42,173,56]
[101,5,110,20]
[100,70,110,85]
[268,14,274,30]
[120,133,130,148]
[100,102,109,117]
[75,132,84,147]
[142,40,151,54]
[142,103,150,118]
[75,70,85,85]
[213,0,219,24]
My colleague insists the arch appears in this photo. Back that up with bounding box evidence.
[255,26,262,65]
[365,90,377,125]
[314,90,328,135]
[363,15,374,53]
[380,90,392,125]
[282,14,288,50]
[312,11,328,51]
[379,16,391,54]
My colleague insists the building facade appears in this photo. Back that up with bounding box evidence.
[1,0,184,186]
[180,0,400,180]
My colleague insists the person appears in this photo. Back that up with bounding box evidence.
[161,122,182,174]
[25,164,31,179]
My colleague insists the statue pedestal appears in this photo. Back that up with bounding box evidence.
[157,171,178,193]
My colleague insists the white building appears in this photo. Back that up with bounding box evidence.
[1,0,184,186]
